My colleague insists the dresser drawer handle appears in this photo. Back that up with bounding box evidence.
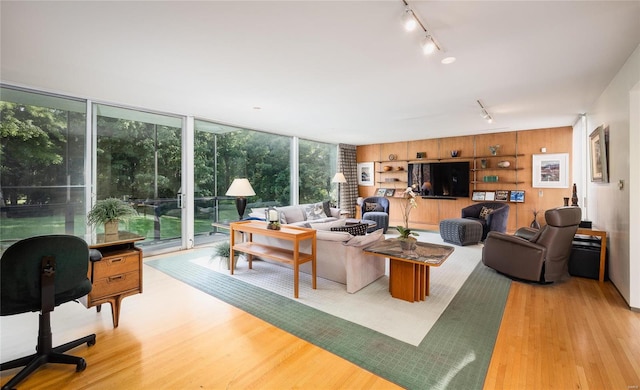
[108,275,124,282]
[110,257,124,263]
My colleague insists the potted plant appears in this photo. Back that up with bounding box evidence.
[87,198,137,236]
[397,187,419,250]
[214,241,239,270]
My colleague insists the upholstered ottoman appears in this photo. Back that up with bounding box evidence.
[439,218,483,246]
[362,212,389,233]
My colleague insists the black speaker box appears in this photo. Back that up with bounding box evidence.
[569,238,608,280]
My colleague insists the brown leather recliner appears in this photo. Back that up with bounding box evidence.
[481,207,582,283]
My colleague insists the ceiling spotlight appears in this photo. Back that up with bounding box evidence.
[422,35,437,55]
[441,57,456,64]
[402,8,418,31]
[477,99,494,124]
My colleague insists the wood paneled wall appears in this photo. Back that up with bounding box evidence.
[356,127,574,232]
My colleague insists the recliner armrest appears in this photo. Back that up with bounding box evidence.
[514,227,539,241]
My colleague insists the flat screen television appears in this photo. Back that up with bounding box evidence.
[407,161,470,198]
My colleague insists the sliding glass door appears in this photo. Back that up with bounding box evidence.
[94,104,182,250]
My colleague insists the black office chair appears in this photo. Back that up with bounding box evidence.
[1,235,97,390]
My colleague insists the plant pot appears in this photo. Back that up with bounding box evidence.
[219,256,239,270]
[399,239,416,251]
[104,221,119,238]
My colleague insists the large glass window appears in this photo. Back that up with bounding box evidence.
[94,104,182,249]
[1,87,86,250]
[194,120,291,240]
[1,86,338,252]
[299,139,337,205]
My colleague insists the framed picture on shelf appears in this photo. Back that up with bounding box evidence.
[385,188,396,197]
[357,162,374,186]
[484,191,496,201]
[589,125,609,183]
[509,190,525,203]
[495,190,509,201]
[532,153,569,188]
[375,188,386,197]
[472,191,486,201]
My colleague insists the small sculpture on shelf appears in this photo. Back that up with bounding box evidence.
[488,145,500,155]
[530,209,541,229]
[571,183,579,207]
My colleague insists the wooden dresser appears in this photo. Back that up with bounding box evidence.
[82,232,144,327]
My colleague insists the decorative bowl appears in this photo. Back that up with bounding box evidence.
[497,161,511,168]
[383,166,392,171]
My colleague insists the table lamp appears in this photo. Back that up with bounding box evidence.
[332,172,347,209]
[225,178,256,220]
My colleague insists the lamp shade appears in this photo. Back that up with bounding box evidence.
[225,178,256,197]
[331,172,347,183]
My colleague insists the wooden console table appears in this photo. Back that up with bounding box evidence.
[576,228,607,282]
[82,232,144,327]
[229,221,316,298]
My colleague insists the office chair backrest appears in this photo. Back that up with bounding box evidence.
[1,235,91,316]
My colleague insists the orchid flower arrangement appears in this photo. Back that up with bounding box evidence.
[397,187,419,239]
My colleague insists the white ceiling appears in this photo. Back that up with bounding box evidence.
[2,1,639,145]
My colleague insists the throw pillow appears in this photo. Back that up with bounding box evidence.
[305,203,327,220]
[364,202,383,212]
[331,223,368,236]
[479,206,493,219]
[322,201,332,218]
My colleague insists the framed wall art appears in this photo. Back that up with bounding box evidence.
[495,190,509,201]
[509,190,525,203]
[357,162,374,186]
[589,125,609,183]
[532,153,569,188]
[472,191,485,201]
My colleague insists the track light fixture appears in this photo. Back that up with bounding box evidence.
[477,100,494,124]
[402,8,418,31]
[401,0,441,56]
[421,35,436,55]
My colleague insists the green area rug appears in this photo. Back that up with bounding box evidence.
[147,249,510,389]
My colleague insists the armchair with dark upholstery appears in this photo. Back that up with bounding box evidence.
[361,196,390,233]
[461,202,510,240]
[481,207,582,283]
[1,235,97,389]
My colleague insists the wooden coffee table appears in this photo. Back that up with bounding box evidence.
[365,239,454,302]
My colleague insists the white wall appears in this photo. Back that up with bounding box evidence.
[583,44,639,309]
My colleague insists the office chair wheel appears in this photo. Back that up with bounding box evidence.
[76,358,87,372]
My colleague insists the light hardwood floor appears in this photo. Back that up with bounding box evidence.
[1,253,639,389]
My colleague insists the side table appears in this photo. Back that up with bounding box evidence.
[82,232,144,327]
[575,228,607,282]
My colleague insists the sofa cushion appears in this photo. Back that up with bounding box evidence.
[307,219,345,231]
[305,203,328,220]
[331,223,368,236]
[345,228,384,247]
[278,206,306,224]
